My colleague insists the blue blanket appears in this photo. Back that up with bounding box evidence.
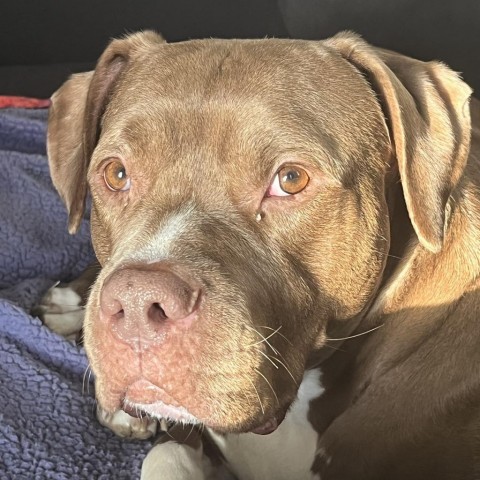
[0,108,152,479]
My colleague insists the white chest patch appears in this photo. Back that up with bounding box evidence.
[208,369,323,480]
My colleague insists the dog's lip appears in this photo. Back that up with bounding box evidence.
[248,404,289,435]
[249,416,279,435]
[122,379,200,424]
[122,380,286,434]
[123,399,200,424]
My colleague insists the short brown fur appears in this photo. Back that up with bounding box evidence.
[48,31,480,478]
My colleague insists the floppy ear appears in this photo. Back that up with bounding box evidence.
[47,71,93,234]
[47,30,165,234]
[325,32,472,253]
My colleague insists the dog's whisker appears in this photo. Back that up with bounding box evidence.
[377,233,389,242]
[247,377,265,415]
[253,338,291,369]
[385,253,402,260]
[164,428,175,441]
[267,355,298,387]
[87,367,93,395]
[327,324,384,341]
[91,398,98,418]
[254,325,283,344]
[256,325,293,346]
[255,368,280,406]
[82,365,91,396]
[371,247,402,261]
[184,423,196,444]
[244,325,279,355]
[265,340,289,364]
[256,348,279,369]
[247,326,281,355]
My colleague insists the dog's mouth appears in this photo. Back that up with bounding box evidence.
[121,379,283,435]
[123,402,280,435]
[123,399,200,425]
[122,379,197,422]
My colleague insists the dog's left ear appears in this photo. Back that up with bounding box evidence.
[326,32,472,253]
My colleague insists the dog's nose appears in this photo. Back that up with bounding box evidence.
[100,266,201,347]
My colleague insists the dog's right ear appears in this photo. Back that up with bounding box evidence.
[47,30,165,234]
[47,71,93,234]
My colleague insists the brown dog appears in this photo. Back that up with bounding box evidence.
[42,30,480,479]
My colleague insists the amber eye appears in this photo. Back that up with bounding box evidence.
[268,166,310,197]
[103,159,130,191]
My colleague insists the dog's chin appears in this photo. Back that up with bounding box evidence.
[122,379,201,425]
[122,399,285,435]
[120,378,292,435]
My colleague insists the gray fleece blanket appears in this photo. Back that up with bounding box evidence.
[0,108,152,479]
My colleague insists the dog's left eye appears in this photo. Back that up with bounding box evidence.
[267,166,310,197]
[103,159,131,192]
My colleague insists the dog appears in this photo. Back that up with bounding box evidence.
[37,30,480,479]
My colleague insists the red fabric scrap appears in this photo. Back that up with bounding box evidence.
[0,96,50,109]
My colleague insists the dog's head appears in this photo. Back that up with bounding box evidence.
[47,31,471,433]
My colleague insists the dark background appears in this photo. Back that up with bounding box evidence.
[1,0,479,97]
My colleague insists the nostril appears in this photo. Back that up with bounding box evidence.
[101,295,125,320]
[148,302,168,323]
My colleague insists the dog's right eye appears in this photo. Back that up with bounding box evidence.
[103,159,131,192]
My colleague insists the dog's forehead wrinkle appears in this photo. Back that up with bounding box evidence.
[103,40,388,178]
[118,39,357,107]
[101,105,341,195]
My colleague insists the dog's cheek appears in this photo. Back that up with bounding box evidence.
[297,187,389,321]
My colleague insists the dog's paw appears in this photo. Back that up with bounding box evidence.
[96,406,158,440]
[33,283,85,339]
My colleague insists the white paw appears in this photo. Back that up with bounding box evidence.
[34,283,85,339]
[141,442,206,480]
[96,406,158,440]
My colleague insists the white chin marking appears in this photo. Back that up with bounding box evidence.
[125,400,200,425]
